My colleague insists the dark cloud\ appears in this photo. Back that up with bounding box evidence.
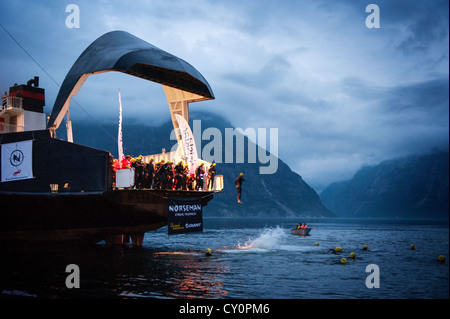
[0,0,447,192]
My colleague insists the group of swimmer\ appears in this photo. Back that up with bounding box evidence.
[327,245,370,264]
[203,242,446,265]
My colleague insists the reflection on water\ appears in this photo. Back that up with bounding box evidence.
[1,218,448,299]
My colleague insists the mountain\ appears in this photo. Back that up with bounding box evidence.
[320,151,449,219]
[65,111,334,218]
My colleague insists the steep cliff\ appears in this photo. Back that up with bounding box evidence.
[320,151,449,219]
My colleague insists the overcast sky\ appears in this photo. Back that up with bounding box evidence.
[0,0,448,192]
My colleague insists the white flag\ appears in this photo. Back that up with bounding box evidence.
[118,89,124,167]
[174,114,199,175]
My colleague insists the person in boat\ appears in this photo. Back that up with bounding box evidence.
[146,157,154,189]
[157,159,167,189]
[135,155,145,189]
[166,160,174,189]
[296,223,308,229]
[173,161,185,190]
[195,162,205,190]
[153,160,161,189]
[122,155,132,169]
[185,164,194,190]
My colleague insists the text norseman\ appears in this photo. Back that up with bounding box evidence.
[168,204,202,212]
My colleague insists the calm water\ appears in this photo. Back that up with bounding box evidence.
[1,217,448,299]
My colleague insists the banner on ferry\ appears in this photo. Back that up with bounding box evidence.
[1,140,34,182]
[167,197,203,235]
[174,114,199,176]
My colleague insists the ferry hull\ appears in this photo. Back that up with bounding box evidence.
[0,189,213,245]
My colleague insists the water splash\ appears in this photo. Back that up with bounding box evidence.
[237,227,287,250]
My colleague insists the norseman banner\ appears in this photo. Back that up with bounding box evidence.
[1,140,33,182]
[167,197,203,235]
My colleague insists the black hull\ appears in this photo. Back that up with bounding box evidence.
[0,189,213,245]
